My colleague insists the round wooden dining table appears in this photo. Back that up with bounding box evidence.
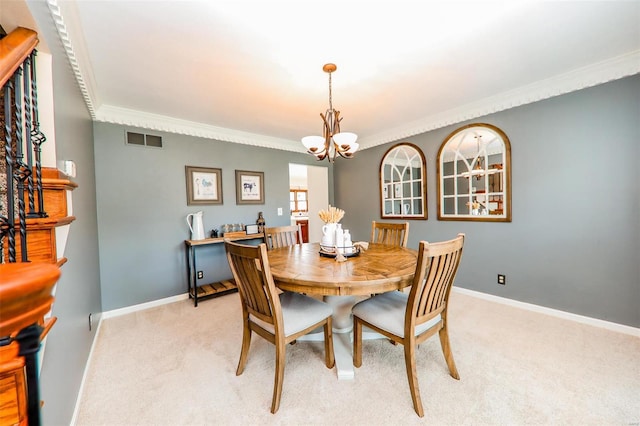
[267,242,418,380]
[267,242,417,295]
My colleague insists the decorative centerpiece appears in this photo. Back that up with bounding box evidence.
[467,200,481,216]
[317,205,360,260]
[318,205,344,247]
[318,204,345,224]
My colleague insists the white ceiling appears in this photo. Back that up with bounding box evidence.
[3,1,640,154]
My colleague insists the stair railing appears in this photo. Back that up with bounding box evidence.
[1,27,47,264]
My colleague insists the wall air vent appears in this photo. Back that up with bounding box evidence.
[126,131,163,148]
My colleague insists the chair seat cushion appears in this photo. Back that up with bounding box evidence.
[251,292,333,337]
[352,291,441,338]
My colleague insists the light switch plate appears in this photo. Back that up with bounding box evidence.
[277,208,283,216]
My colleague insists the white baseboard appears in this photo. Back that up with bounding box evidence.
[452,286,640,337]
[100,288,638,335]
[101,293,190,319]
[70,313,104,426]
[100,288,638,336]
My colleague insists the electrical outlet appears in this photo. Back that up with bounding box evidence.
[497,274,506,285]
[197,271,204,279]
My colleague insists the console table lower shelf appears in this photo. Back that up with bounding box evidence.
[185,233,264,307]
[189,279,238,301]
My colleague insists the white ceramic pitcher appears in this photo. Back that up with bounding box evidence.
[321,222,336,246]
[186,211,205,240]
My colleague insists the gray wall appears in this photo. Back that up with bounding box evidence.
[93,124,333,310]
[26,1,103,424]
[335,75,640,327]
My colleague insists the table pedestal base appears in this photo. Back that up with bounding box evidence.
[297,295,383,380]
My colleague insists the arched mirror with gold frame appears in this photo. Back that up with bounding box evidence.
[379,142,427,219]
[437,123,511,222]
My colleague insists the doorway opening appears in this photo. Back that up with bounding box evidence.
[289,164,328,243]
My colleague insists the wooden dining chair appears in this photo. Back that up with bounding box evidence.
[370,221,410,247]
[224,241,335,414]
[352,233,465,417]
[264,224,303,250]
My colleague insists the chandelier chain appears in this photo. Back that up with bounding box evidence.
[328,71,333,112]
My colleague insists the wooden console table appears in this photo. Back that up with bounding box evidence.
[185,233,264,307]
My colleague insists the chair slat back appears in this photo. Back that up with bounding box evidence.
[264,225,302,250]
[370,221,410,248]
[225,241,281,325]
[408,234,465,325]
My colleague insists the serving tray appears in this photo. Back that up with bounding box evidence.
[319,245,361,258]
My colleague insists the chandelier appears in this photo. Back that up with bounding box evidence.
[472,135,484,180]
[301,63,359,162]
[463,135,485,180]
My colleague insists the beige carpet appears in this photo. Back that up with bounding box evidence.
[74,291,639,425]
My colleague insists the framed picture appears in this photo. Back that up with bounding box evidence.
[185,166,222,205]
[245,224,259,235]
[235,170,264,204]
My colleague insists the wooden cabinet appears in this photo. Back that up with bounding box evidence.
[296,219,309,243]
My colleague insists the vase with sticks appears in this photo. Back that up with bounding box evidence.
[318,205,344,247]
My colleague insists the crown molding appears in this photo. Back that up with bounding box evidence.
[47,0,639,154]
[46,0,98,120]
[96,105,304,153]
[97,52,638,153]
[358,51,640,150]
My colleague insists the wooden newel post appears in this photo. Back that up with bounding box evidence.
[16,323,44,426]
[0,263,60,425]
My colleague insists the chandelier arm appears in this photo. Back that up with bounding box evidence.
[333,110,341,134]
[321,112,331,137]
[321,113,331,151]
[332,111,354,153]
[319,112,336,162]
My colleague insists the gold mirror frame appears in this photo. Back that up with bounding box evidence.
[436,123,512,222]
[379,142,427,220]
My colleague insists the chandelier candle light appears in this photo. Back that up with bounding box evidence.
[301,63,359,162]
